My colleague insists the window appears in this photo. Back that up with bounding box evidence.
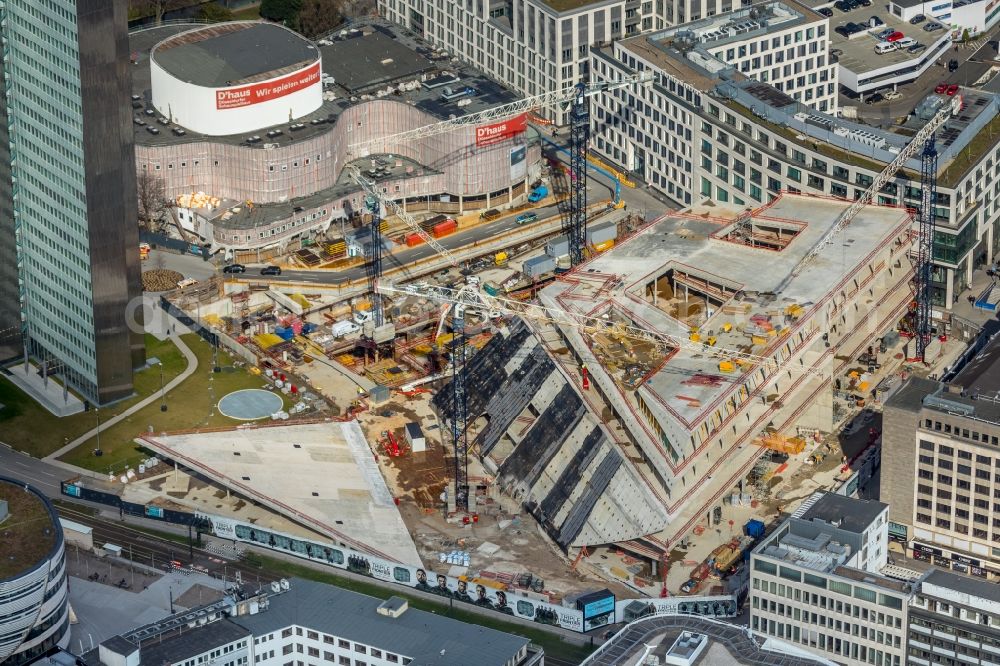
[308,648,319,658]
[780,566,802,582]
[853,587,877,603]
[339,640,350,649]
[355,645,367,654]
[804,573,827,589]
[755,559,778,575]
[830,580,852,595]
[307,631,318,640]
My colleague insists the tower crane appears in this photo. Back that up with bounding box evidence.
[342,74,649,512]
[767,104,955,363]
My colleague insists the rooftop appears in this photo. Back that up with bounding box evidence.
[829,12,949,77]
[951,329,1000,398]
[138,422,421,564]
[539,194,912,441]
[582,614,832,665]
[138,619,250,665]
[797,491,887,535]
[921,568,1000,605]
[0,477,60,580]
[230,578,531,666]
[152,22,318,88]
[129,20,519,148]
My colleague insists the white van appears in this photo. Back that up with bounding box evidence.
[874,41,897,54]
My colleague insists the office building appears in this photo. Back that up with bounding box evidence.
[0,478,71,665]
[0,0,144,405]
[749,492,911,666]
[379,0,668,123]
[590,6,1000,311]
[882,333,1000,579]
[908,568,1000,665]
[85,578,543,666]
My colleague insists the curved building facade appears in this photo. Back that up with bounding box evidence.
[0,478,70,664]
[129,21,541,253]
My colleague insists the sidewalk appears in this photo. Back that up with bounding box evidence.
[43,333,198,463]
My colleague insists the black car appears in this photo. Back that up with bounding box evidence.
[819,6,833,15]
[834,0,851,10]
[865,92,885,104]
[910,13,926,23]
[948,59,959,72]
[222,264,246,274]
[260,265,282,276]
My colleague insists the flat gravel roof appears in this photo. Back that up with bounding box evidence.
[152,22,318,88]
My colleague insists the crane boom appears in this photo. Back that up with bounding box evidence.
[348,72,651,153]
[783,106,953,285]
[346,164,462,268]
[378,281,824,376]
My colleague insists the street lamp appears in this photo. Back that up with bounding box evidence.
[93,407,102,457]
[158,361,167,412]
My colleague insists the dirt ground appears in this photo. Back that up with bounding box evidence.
[357,394,634,602]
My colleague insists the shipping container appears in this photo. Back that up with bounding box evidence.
[432,219,458,238]
[592,239,615,253]
[546,235,569,257]
[420,214,450,231]
[405,233,424,247]
[744,519,766,539]
[483,281,500,297]
[524,254,556,277]
[587,220,617,245]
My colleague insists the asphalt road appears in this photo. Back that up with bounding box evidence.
[260,199,568,285]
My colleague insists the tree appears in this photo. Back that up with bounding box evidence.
[296,0,342,37]
[199,2,234,21]
[137,170,167,232]
[260,0,302,22]
[962,28,971,42]
[129,0,188,25]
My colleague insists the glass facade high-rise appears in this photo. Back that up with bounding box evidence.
[0,0,144,405]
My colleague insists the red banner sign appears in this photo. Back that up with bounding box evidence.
[476,113,527,147]
[215,62,321,110]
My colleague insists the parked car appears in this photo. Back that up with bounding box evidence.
[907,43,927,53]
[819,6,833,15]
[923,21,943,31]
[865,92,885,104]
[910,13,926,23]
[883,90,902,101]
[935,82,948,93]
[868,15,885,26]
[222,264,246,274]
[875,27,895,39]
[834,0,851,10]
[515,212,538,225]
[897,37,916,47]
[947,84,960,96]
[948,58,959,72]
[886,31,905,41]
[260,265,282,276]
[858,0,872,6]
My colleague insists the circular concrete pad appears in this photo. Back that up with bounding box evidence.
[217,389,283,421]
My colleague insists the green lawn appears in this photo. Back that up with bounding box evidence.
[245,553,595,663]
[0,335,186,459]
[58,333,288,474]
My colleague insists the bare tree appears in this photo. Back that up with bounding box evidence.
[137,170,167,232]
[297,0,343,38]
[129,0,188,25]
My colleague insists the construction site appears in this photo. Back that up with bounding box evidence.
[112,36,966,629]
